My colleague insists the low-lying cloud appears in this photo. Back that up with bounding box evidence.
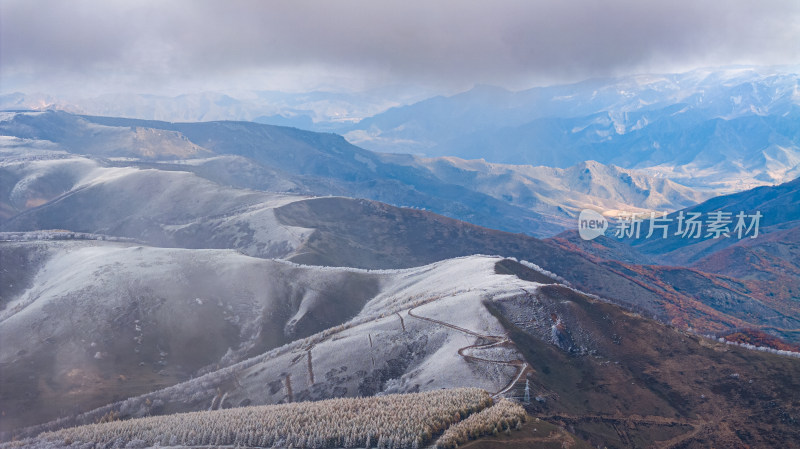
[1,0,798,94]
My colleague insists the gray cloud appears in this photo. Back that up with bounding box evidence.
[2,0,799,95]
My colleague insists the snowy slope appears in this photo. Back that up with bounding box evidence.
[6,244,800,448]
[0,141,314,258]
[0,239,391,432]
[1,137,784,350]
[1,247,552,434]
[0,113,564,237]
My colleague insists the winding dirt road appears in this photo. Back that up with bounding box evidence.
[407,305,529,397]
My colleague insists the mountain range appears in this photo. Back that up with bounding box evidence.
[4,246,798,447]
[5,67,798,194]
[345,67,800,192]
[0,87,431,130]
[1,87,799,448]
[2,110,796,340]
[0,111,709,237]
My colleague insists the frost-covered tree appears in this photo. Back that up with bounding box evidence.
[16,388,495,449]
[435,399,527,449]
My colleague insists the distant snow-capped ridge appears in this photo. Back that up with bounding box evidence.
[344,66,800,192]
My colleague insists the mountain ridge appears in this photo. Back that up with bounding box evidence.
[1,111,709,237]
[345,67,800,192]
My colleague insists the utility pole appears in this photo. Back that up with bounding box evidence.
[524,379,531,404]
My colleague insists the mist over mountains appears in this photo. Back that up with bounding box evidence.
[0,87,428,133]
[346,67,800,192]
[6,67,798,195]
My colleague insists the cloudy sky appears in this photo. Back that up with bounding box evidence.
[2,0,799,96]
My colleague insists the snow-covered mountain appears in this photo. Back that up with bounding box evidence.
[2,112,800,447]
[345,67,800,192]
[0,238,539,432]
[0,143,313,259]
[2,133,792,344]
[0,239,387,430]
[4,241,798,448]
[0,111,707,237]
[6,66,797,192]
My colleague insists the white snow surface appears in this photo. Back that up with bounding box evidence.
[0,241,550,429]
[0,143,315,258]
